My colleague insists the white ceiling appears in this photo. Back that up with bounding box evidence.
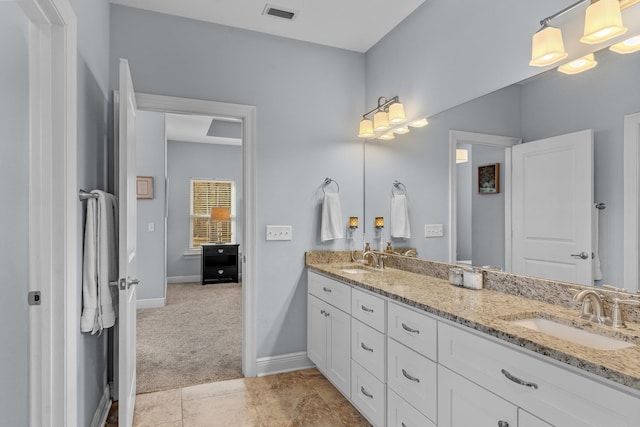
[165,114,241,146]
[110,0,427,52]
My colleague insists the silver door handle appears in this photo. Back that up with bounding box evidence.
[571,251,589,260]
[501,369,538,389]
[119,277,140,290]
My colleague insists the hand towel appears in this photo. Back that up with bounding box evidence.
[321,192,344,242]
[390,194,411,239]
[593,207,603,281]
[81,190,119,334]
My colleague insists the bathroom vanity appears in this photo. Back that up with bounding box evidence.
[306,252,640,427]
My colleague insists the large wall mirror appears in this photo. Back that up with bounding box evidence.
[364,48,640,291]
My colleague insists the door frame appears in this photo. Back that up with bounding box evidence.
[17,0,78,425]
[135,92,257,377]
[624,112,640,293]
[448,131,521,270]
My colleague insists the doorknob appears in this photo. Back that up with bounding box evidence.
[119,277,140,290]
[571,251,589,260]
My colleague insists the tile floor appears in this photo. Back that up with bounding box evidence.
[108,369,371,426]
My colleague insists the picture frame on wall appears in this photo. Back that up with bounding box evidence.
[136,176,154,199]
[478,163,500,194]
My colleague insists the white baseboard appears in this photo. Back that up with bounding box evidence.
[256,352,314,377]
[137,298,166,309]
[167,275,200,283]
[90,385,111,427]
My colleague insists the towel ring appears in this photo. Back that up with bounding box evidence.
[392,180,406,196]
[79,189,99,201]
[595,202,606,210]
[322,177,340,194]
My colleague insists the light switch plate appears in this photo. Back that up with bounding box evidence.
[424,224,444,237]
[148,222,155,232]
[266,225,293,241]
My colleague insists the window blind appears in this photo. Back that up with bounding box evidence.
[190,179,234,247]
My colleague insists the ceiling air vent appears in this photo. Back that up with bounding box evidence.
[263,4,297,21]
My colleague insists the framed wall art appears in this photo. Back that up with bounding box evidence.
[136,176,154,199]
[478,163,500,194]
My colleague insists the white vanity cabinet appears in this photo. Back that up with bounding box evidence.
[307,272,352,397]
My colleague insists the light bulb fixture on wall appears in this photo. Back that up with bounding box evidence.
[456,149,469,164]
[349,217,359,229]
[374,217,385,229]
[357,96,428,140]
[529,0,634,74]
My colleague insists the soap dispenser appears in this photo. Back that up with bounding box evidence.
[385,241,393,253]
[364,242,372,266]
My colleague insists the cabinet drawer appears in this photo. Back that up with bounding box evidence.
[308,271,351,313]
[438,322,640,427]
[203,245,237,256]
[387,338,437,423]
[351,288,386,332]
[351,361,385,427]
[204,266,237,277]
[388,301,437,361]
[387,388,436,427]
[351,319,385,381]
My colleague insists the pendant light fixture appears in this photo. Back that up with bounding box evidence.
[580,0,627,44]
[609,34,640,53]
[357,95,427,140]
[558,53,598,74]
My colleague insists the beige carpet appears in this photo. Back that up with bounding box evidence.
[136,282,242,394]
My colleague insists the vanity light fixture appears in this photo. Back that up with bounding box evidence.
[580,0,627,44]
[408,118,429,128]
[358,96,426,139]
[378,132,395,141]
[394,126,410,135]
[609,34,640,52]
[349,217,359,229]
[375,217,385,229]
[558,53,598,74]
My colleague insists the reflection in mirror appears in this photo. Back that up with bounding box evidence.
[364,49,640,290]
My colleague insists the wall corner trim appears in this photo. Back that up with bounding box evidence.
[256,352,314,377]
[136,298,166,309]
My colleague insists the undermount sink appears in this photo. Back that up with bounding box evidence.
[340,268,371,274]
[508,317,635,351]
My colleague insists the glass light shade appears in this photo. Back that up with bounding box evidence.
[373,110,390,131]
[529,26,568,67]
[456,149,469,164]
[580,0,627,45]
[393,126,410,134]
[557,53,598,75]
[388,102,407,124]
[378,132,395,141]
[409,118,429,128]
[374,217,384,228]
[349,217,359,228]
[211,207,230,221]
[610,35,640,54]
[620,0,640,9]
[358,118,374,138]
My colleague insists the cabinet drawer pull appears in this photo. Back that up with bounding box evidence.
[361,305,374,313]
[401,323,420,334]
[322,287,332,293]
[501,369,538,390]
[360,342,374,352]
[401,368,420,383]
[217,248,224,253]
[360,386,373,399]
[498,421,509,427]
[218,269,224,274]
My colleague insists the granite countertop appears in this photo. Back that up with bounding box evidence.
[306,260,640,394]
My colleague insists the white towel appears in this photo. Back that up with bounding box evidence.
[321,192,344,242]
[80,190,119,334]
[593,207,603,281]
[390,194,411,239]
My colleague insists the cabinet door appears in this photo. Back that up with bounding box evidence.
[307,295,327,370]
[325,304,351,397]
[519,410,553,427]
[438,366,516,427]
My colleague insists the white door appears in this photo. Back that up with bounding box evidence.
[116,58,139,427]
[512,130,593,285]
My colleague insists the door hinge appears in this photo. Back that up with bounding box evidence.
[28,291,41,306]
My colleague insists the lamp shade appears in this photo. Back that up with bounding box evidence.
[388,102,406,124]
[375,217,384,228]
[456,149,469,163]
[529,26,568,67]
[580,0,627,44]
[358,118,374,138]
[211,207,230,221]
[408,118,429,128]
[349,217,359,228]
[378,132,395,141]
[393,126,410,135]
[557,53,597,75]
[373,110,390,131]
[610,35,640,54]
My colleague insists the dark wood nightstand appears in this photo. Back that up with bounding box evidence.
[201,243,239,285]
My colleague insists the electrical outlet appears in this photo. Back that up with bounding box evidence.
[424,224,444,238]
[266,225,293,241]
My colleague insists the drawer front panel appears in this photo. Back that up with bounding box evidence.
[387,388,436,427]
[438,322,640,427]
[204,266,237,276]
[351,319,385,381]
[204,245,237,255]
[387,338,437,423]
[351,288,386,332]
[308,271,351,313]
[388,301,438,361]
[351,361,385,427]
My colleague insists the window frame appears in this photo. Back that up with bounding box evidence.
[189,178,236,249]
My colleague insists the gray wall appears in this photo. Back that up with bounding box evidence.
[110,5,365,358]
[0,3,29,425]
[71,0,112,425]
[136,111,167,300]
[166,140,242,278]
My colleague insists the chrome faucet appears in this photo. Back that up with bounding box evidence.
[363,251,386,270]
[573,289,609,325]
